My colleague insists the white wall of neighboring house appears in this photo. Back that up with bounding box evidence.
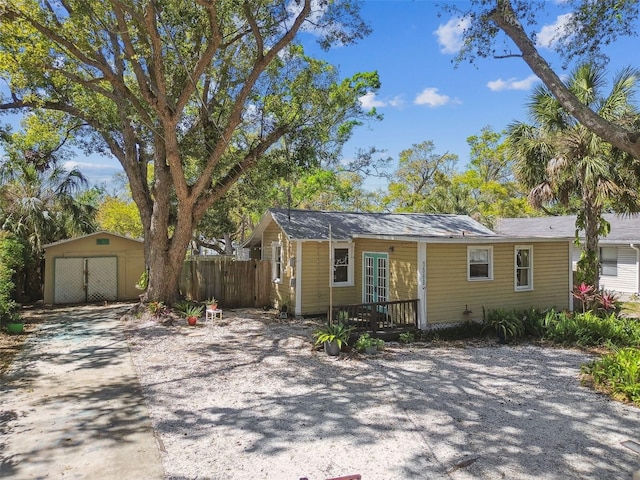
[572,244,640,296]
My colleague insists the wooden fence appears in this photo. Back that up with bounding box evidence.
[179,257,271,308]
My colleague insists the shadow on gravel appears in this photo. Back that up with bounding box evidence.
[128,311,640,479]
[0,303,157,478]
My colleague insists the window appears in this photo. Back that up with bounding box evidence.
[600,247,618,276]
[468,247,493,280]
[332,243,354,286]
[271,242,282,283]
[515,246,533,291]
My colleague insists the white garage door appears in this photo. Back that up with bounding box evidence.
[54,257,118,304]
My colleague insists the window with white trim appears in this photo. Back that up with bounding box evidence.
[468,246,493,281]
[600,246,618,276]
[332,243,354,286]
[271,242,282,283]
[515,246,533,291]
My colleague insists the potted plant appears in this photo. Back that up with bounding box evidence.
[313,323,354,356]
[5,311,24,334]
[205,297,218,310]
[355,333,384,354]
[182,304,204,326]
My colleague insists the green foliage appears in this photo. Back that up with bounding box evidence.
[135,271,149,291]
[313,323,354,349]
[0,232,24,326]
[543,310,640,347]
[482,308,525,341]
[181,304,204,319]
[96,196,143,238]
[147,301,167,317]
[355,333,384,352]
[398,331,415,344]
[583,348,640,406]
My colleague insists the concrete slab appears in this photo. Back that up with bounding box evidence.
[0,304,164,479]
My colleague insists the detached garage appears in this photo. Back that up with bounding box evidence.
[43,231,145,304]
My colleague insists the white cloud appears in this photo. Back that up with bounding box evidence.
[64,161,116,171]
[487,74,539,91]
[388,95,405,108]
[359,92,387,109]
[414,88,459,107]
[434,17,470,54]
[359,92,405,110]
[537,13,574,48]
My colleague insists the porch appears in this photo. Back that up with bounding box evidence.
[330,299,419,336]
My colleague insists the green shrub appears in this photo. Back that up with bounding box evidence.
[355,333,384,352]
[482,308,524,341]
[147,301,167,317]
[520,307,547,338]
[583,347,640,405]
[543,310,640,347]
[0,233,25,327]
[398,331,415,344]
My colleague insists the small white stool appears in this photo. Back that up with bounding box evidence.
[206,308,222,321]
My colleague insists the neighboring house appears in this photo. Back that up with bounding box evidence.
[244,208,572,328]
[43,231,145,304]
[495,214,640,297]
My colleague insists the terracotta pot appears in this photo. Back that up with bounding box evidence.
[187,316,197,326]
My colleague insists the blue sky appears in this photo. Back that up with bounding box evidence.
[3,1,638,190]
[299,0,639,189]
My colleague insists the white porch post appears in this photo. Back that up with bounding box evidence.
[295,240,302,317]
[417,242,427,329]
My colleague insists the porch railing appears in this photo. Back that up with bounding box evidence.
[330,299,419,332]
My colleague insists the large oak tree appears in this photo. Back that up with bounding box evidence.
[0,0,377,303]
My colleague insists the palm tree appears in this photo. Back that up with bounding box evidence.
[0,153,96,300]
[509,63,640,288]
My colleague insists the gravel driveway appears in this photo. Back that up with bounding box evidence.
[124,309,640,480]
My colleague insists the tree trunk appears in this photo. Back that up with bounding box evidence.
[580,188,601,290]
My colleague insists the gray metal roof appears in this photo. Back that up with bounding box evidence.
[267,208,496,241]
[494,214,640,243]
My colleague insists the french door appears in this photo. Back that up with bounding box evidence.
[363,253,388,304]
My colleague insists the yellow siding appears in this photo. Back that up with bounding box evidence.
[426,241,570,325]
[298,238,419,316]
[262,222,296,311]
[43,232,144,304]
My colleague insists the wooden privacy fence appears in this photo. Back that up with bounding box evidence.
[179,257,271,308]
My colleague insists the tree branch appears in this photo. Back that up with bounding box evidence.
[490,0,640,159]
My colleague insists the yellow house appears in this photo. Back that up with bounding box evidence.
[43,231,145,304]
[245,209,572,328]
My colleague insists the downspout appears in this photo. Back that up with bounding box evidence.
[568,240,574,311]
[630,244,640,296]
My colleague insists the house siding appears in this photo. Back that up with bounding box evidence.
[426,241,570,325]
[296,238,419,316]
[262,222,295,311]
[601,245,639,294]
